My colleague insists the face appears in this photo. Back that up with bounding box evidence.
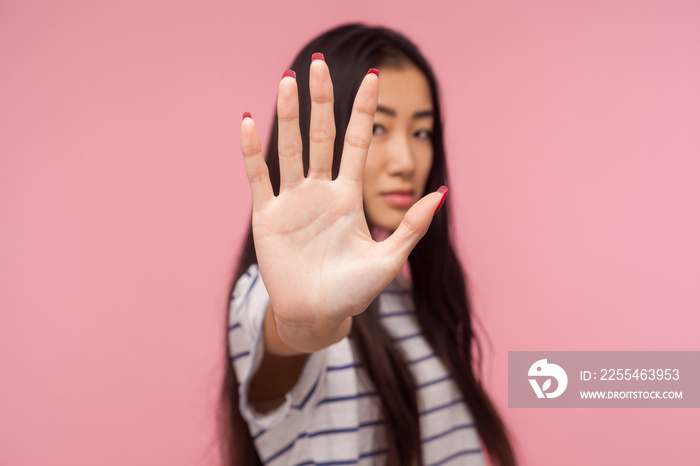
[363,65,434,231]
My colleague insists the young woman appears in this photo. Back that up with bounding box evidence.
[222,24,516,466]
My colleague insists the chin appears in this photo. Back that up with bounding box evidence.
[373,217,402,232]
[366,207,405,233]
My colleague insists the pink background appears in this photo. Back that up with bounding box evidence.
[1,1,698,464]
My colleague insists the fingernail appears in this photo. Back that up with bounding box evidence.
[367,68,379,76]
[312,52,325,62]
[242,111,252,120]
[434,186,448,214]
[282,70,296,79]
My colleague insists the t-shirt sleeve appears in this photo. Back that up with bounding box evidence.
[227,264,328,432]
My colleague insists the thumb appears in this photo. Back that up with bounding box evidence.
[381,186,448,261]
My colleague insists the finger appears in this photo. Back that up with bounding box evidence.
[308,54,336,180]
[241,113,274,209]
[337,70,379,186]
[380,187,448,262]
[277,71,304,190]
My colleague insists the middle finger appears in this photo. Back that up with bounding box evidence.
[307,54,336,180]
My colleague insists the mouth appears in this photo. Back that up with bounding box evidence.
[381,190,415,208]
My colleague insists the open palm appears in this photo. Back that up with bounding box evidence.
[240,59,444,353]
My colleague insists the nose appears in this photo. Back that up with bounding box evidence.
[387,133,415,176]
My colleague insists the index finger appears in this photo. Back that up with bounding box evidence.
[337,70,379,186]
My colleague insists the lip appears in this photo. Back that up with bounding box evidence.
[381,190,415,208]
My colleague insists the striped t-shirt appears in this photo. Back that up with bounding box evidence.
[228,264,486,466]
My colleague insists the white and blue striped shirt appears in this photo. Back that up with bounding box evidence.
[228,265,485,466]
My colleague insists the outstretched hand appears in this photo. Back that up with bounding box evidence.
[240,57,446,353]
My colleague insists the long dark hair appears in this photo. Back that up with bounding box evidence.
[221,23,517,466]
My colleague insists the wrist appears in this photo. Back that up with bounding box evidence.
[271,311,352,354]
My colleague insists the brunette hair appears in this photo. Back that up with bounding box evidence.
[221,23,517,466]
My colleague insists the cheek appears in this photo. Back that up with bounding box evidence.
[416,150,434,189]
[362,149,381,190]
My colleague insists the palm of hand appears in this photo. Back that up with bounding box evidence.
[253,177,386,326]
[240,59,443,352]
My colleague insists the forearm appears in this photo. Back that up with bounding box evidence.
[247,303,350,411]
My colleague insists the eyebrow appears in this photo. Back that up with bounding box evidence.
[376,105,434,119]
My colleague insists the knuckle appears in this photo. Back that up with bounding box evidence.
[277,113,298,124]
[354,105,374,117]
[241,142,260,158]
[311,91,333,105]
[309,128,335,145]
[306,167,330,178]
[401,216,419,236]
[247,170,267,184]
[278,143,299,159]
[344,133,370,151]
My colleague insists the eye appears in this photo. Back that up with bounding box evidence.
[372,124,386,136]
[414,129,433,140]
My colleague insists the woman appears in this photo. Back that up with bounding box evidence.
[222,24,516,466]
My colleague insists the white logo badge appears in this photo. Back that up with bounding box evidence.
[528,359,568,398]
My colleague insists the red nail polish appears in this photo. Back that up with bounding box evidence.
[242,111,252,120]
[312,52,325,62]
[367,68,379,76]
[282,70,296,79]
[434,186,448,214]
